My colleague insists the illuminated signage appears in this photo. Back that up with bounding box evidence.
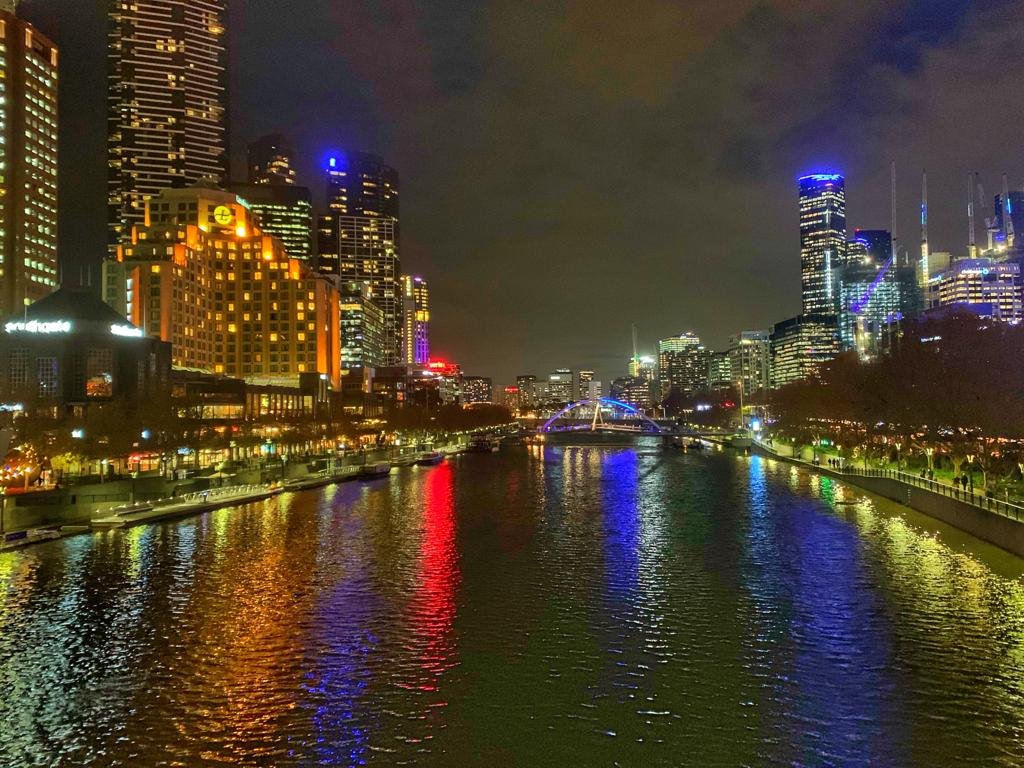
[5,320,71,334]
[110,324,144,338]
[213,205,234,226]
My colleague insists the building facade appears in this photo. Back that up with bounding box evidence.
[546,369,575,404]
[769,314,838,388]
[0,8,58,317]
[936,259,1022,324]
[247,133,296,186]
[610,376,653,411]
[401,275,429,365]
[108,186,341,388]
[1,287,170,415]
[838,233,901,358]
[707,351,732,391]
[799,174,847,316]
[658,332,708,396]
[516,375,538,411]
[461,376,493,404]
[340,280,385,369]
[107,0,228,252]
[317,153,401,363]
[726,330,770,397]
[230,182,313,262]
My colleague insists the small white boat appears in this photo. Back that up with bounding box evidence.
[358,462,392,479]
[416,451,445,466]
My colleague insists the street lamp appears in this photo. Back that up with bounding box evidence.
[966,454,976,494]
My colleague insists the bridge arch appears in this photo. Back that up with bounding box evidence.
[540,398,666,434]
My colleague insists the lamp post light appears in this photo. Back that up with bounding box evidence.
[967,454,976,494]
[894,441,902,473]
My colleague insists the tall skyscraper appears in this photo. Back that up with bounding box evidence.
[401,275,429,365]
[658,332,707,396]
[0,6,58,318]
[247,133,295,185]
[231,136,312,261]
[838,230,901,358]
[318,153,402,363]
[323,152,399,219]
[107,0,228,253]
[340,281,385,369]
[799,174,847,316]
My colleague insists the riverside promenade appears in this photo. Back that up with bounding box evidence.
[753,438,1024,557]
[0,432,505,551]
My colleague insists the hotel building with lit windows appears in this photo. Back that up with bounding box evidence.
[107,0,228,253]
[0,5,58,317]
[106,186,341,388]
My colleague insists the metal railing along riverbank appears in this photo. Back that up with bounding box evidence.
[754,440,1023,524]
[839,466,1023,522]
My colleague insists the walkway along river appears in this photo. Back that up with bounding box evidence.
[0,443,1022,766]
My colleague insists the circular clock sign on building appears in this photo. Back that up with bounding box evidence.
[213,205,234,226]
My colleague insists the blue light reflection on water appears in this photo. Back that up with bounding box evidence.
[304,492,379,767]
[744,456,903,766]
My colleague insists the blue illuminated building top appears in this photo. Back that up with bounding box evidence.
[798,173,844,183]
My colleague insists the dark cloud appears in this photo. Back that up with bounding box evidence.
[22,0,1024,385]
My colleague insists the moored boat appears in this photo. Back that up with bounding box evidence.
[416,451,444,466]
[358,462,392,479]
[468,435,501,453]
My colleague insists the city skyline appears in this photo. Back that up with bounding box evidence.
[16,0,1024,383]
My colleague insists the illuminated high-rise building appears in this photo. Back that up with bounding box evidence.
[937,259,1022,324]
[461,376,492,405]
[658,332,707,396]
[838,230,901,357]
[247,133,295,185]
[726,331,770,396]
[318,153,402,363]
[107,0,228,253]
[401,275,429,365]
[799,174,847,316]
[547,369,575,404]
[323,152,399,220]
[230,182,313,261]
[577,369,595,400]
[769,315,838,388]
[110,186,341,387]
[0,6,58,317]
[340,281,385,369]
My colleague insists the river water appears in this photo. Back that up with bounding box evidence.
[1,443,1022,767]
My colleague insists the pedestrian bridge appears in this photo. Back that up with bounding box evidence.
[539,398,675,435]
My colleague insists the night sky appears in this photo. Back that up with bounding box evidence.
[21,0,1024,384]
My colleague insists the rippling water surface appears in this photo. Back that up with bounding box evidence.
[1,444,1023,766]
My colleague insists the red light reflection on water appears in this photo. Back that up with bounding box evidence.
[404,461,460,694]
